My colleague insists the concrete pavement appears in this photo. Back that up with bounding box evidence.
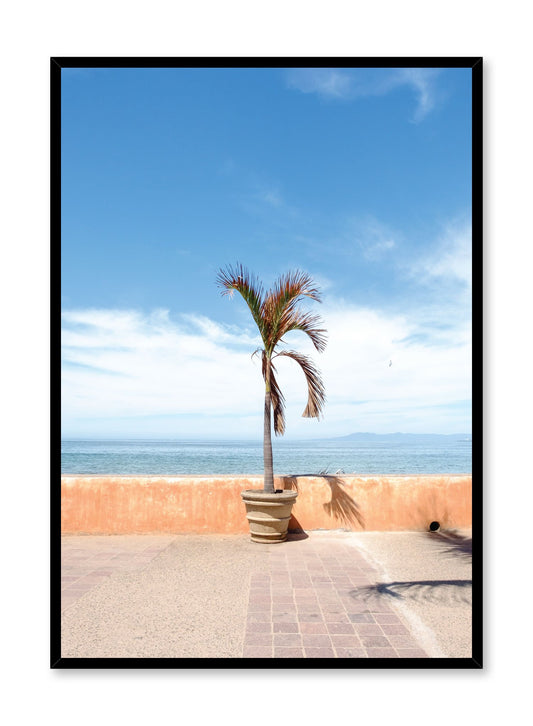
[60,529,472,659]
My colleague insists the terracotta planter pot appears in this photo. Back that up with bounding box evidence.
[241,489,298,543]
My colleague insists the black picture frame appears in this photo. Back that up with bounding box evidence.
[51,56,482,669]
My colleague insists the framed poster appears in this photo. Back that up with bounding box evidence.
[52,57,481,668]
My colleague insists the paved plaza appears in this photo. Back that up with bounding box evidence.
[60,529,472,660]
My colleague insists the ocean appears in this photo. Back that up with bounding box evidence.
[61,437,472,476]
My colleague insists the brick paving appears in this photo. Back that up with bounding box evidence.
[61,535,175,612]
[242,535,429,658]
[60,533,432,658]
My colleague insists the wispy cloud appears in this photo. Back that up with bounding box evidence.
[396,68,439,123]
[279,301,470,434]
[216,159,291,220]
[62,308,264,437]
[236,180,300,224]
[254,187,284,208]
[294,215,399,263]
[408,218,472,289]
[286,69,353,99]
[62,297,470,438]
[285,68,442,122]
[345,216,398,261]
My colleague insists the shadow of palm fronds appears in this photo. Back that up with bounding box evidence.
[352,579,472,606]
[280,474,365,530]
[321,475,365,530]
[427,530,472,563]
[281,475,298,492]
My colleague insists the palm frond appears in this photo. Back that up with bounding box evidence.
[262,270,324,352]
[276,309,327,352]
[261,351,286,435]
[216,263,266,342]
[267,270,322,308]
[275,350,326,419]
[270,362,286,436]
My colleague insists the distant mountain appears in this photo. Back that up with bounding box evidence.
[331,432,471,442]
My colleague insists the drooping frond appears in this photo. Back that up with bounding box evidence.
[216,263,266,343]
[270,362,286,436]
[262,270,323,353]
[276,309,327,353]
[262,350,286,435]
[275,350,326,419]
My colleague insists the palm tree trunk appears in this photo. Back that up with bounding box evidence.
[263,361,275,493]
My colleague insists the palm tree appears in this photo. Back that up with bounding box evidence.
[217,264,327,493]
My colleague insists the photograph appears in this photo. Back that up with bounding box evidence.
[53,57,481,668]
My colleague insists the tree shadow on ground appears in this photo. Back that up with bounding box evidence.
[281,474,365,530]
[426,529,472,563]
[351,579,472,606]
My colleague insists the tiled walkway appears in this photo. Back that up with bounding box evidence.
[243,537,428,658]
[61,533,433,658]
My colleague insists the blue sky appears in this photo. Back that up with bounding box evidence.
[61,66,472,439]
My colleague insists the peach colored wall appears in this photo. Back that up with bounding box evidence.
[61,475,472,534]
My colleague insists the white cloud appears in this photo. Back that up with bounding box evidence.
[409,218,472,288]
[345,216,398,260]
[396,68,439,123]
[234,174,299,221]
[286,69,353,98]
[285,67,441,121]
[62,297,471,438]
[251,187,286,209]
[62,309,262,430]
[272,302,470,436]
[292,216,398,263]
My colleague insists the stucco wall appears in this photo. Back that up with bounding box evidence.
[61,474,472,534]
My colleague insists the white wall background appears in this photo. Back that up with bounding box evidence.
[1,2,526,724]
